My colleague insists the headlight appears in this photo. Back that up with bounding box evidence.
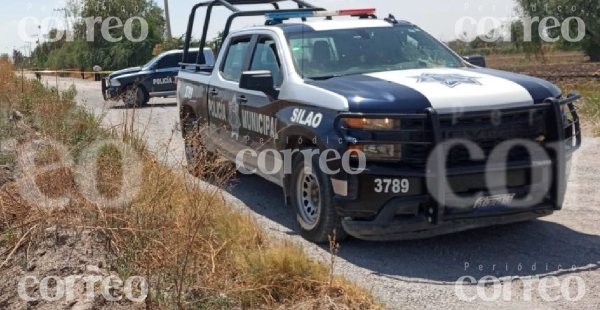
[344,118,400,130]
[110,78,121,87]
[349,144,402,161]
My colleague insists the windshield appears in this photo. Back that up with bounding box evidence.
[142,55,161,69]
[286,25,465,79]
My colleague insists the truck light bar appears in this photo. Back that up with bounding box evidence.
[265,8,376,21]
[328,8,377,17]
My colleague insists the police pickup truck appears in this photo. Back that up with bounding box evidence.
[177,0,581,243]
[102,48,214,107]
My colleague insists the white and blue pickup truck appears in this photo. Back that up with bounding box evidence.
[176,0,581,243]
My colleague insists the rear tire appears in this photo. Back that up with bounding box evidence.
[123,85,148,108]
[290,149,347,243]
[183,115,232,180]
[183,116,208,175]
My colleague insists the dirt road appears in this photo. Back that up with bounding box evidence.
[34,75,600,309]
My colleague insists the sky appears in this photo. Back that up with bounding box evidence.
[0,0,518,56]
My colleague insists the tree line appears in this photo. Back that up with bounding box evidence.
[14,0,600,70]
[30,0,166,71]
[516,0,599,61]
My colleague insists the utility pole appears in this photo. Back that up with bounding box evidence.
[164,0,172,40]
[54,8,70,33]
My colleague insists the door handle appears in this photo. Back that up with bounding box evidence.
[209,89,219,96]
[238,95,248,104]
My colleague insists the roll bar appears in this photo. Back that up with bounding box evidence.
[181,0,323,69]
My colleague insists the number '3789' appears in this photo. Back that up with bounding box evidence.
[374,178,410,194]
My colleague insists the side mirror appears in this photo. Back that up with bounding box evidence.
[240,70,277,98]
[463,55,487,68]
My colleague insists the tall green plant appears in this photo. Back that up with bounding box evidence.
[516,0,600,61]
[31,0,166,70]
[73,0,166,69]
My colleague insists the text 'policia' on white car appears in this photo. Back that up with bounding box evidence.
[176,0,582,243]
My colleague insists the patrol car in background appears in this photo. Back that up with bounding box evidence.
[177,0,581,243]
[102,48,214,107]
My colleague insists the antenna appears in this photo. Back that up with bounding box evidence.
[384,14,398,25]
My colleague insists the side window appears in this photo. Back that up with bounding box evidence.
[184,51,198,64]
[157,54,180,69]
[250,36,283,87]
[221,37,251,82]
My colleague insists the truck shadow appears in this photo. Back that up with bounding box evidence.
[109,103,177,110]
[228,173,600,283]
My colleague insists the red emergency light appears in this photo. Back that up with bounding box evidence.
[267,8,377,20]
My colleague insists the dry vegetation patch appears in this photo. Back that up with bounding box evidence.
[488,53,600,136]
[0,60,379,309]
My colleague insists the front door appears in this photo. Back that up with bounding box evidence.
[237,35,285,181]
[151,53,180,95]
[208,34,286,184]
[207,36,253,159]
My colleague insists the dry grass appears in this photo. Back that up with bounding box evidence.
[0,59,380,309]
[108,159,376,308]
[486,51,588,67]
[559,80,600,137]
[487,52,600,137]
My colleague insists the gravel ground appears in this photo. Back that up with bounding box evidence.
[0,227,144,310]
[32,75,600,309]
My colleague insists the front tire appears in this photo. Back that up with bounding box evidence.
[290,149,347,243]
[123,85,148,108]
